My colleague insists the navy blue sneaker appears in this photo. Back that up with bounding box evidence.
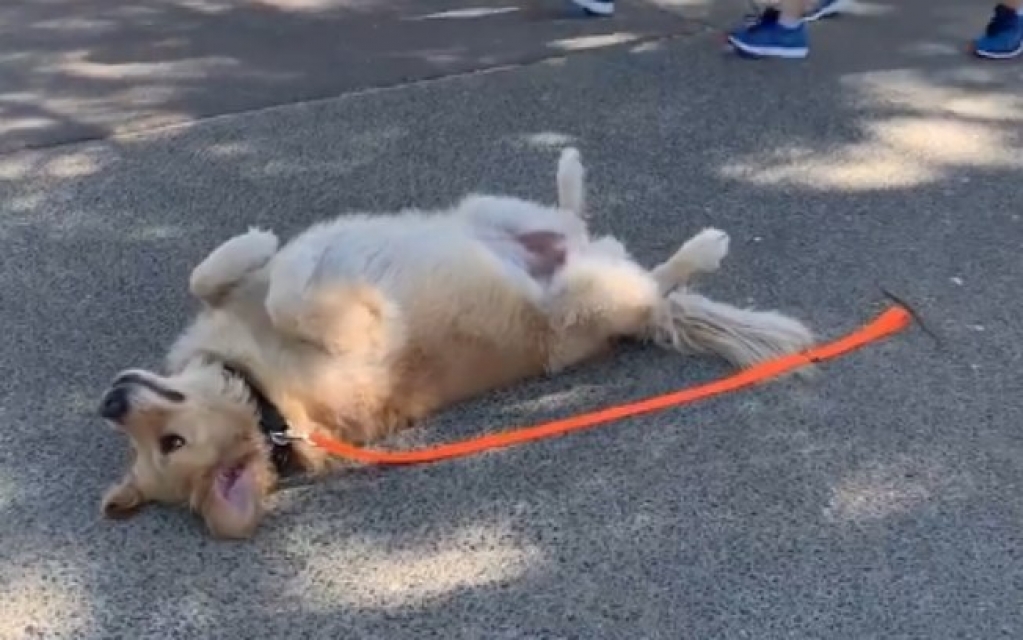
[973,3,1023,59]
[728,9,809,59]
[566,0,614,17]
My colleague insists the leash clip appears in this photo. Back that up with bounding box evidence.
[269,431,309,447]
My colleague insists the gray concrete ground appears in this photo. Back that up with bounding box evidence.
[2,0,1023,638]
[0,0,695,153]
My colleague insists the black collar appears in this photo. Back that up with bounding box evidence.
[220,363,298,476]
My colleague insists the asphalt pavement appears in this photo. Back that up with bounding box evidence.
[2,0,1022,638]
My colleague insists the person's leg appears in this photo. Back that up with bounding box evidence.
[739,0,848,23]
[568,0,614,17]
[973,1,1023,59]
[727,0,810,59]
[802,0,850,22]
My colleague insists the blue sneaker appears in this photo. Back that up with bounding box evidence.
[803,0,849,21]
[728,9,809,59]
[566,0,614,17]
[973,4,1023,59]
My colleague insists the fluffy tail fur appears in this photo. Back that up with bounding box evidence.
[649,291,814,369]
[189,228,279,306]
[557,147,585,216]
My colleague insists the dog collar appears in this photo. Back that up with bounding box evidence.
[220,363,298,476]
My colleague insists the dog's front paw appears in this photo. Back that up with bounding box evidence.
[682,228,730,272]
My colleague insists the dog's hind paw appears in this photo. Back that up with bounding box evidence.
[680,228,730,273]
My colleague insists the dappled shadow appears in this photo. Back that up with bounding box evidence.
[2,4,1023,636]
[0,0,692,153]
[719,68,1023,191]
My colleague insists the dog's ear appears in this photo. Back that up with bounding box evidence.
[101,476,147,519]
[192,465,267,539]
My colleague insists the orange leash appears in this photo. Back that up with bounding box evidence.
[309,305,913,466]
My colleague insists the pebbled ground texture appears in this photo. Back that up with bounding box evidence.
[1,0,1021,638]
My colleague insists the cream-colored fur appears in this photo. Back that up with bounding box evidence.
[98,148,814,539]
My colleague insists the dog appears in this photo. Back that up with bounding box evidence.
[97,148,814,539]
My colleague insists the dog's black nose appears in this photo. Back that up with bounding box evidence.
[100,386,130,421]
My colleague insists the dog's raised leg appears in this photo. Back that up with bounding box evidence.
[264,248,403,356]
[557,147,586,217]
[650,228,730,295]
[189,228,279,306]
[642,230,815,368]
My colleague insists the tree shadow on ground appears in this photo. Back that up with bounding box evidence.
[1,7,1022,637]
[0,0,694,153]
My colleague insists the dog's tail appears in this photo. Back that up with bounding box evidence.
[557,147,585,217]
[649,291,815,369]
[189,228,279,306]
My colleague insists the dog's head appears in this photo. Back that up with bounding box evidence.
[97,365,275,538]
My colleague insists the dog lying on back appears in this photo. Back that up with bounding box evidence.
[98,148,814,539]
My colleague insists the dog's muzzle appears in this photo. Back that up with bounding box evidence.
[99,371,185,422]
[99,385,130,421]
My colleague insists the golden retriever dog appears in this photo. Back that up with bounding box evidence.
[98,148,813,539]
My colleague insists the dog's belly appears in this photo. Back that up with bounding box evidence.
[394,329,551,419]
[278,217,580,430]
[377,228,566,415]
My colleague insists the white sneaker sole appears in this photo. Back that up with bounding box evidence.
[727,35,809,58]
[571,0,614,15]
[974,42,1023,59]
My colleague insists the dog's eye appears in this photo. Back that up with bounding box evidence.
[158,434,186,455]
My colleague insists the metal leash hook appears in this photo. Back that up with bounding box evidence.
[269,431,309,447]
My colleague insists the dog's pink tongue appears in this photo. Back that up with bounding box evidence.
[218,466,256,515]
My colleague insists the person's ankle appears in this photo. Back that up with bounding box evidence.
[778,16,802,28]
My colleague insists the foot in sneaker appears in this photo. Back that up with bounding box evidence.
[566,0,614,17]
[728,9,809,59]
[973,3,1023,59]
